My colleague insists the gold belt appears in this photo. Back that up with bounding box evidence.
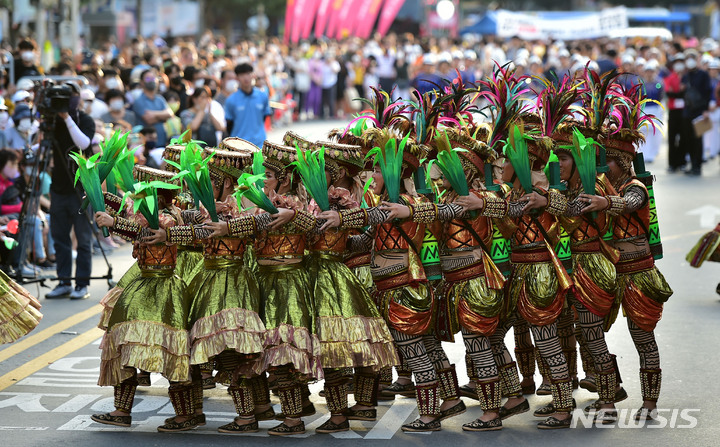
[258,263,304,273]
[204,257,245,270]
[312,252,343,262]
[616,255,654,274]
[140,268,174,278]
[178,245,203,253]
[511,248,551,263]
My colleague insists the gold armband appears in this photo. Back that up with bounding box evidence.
[606,195,626,216]
[545,190,568,216]
[166,225,195,245]
[292,210,316,232]
[228,217,256,238]
[409,202,437,224]
[481,193,507,219]
[338,208,368,229]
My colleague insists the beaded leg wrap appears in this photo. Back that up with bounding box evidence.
[228,383,255,417]
[549,379,574,413]
[465,354,478,382]
[596,369,618,404]
[536,347,551,381]
[640,368,662,403]
[437,365,461,401]
[249,375,271,406]
[168,384,194,417]
[114,377,138,413]
[379,366,393,387]
[354,373,379,407]
[515,348,536,379]
[577,326,596,376]
[415,382,441,418]
[199,362,214,375]
[191,367,203,412]
[476,378,502,412]
[324,369,349,414]
[277,384,304,418]
[498,362,522,398]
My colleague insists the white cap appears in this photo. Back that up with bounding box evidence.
[16,78,34,91]
[423,53,437,65]
[11,90,30,103]
[81,88,95,101]
[452,50,464,60]
[644,59,660,71]
[635,57,647,67]
[558,48,570,58]
[621,54,634,65]
[528,55,542,65]
[438,52,452,63]
[702,53,714,65]
[709,58,720,70]
[463,50,477,60]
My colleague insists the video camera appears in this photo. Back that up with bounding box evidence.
[35,83,72,117]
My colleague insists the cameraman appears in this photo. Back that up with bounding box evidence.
[45,84,96,300]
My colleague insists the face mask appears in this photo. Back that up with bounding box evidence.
[145,140,157,150]
[21,51,34,62]
[105,78,120,90]
[169,102,180,113]
[130,88,143,101]
[88,85,99,94]
[673,63,685,72]
[225,80,239,93]
[0,111,8,127]
[686,58,697,69]
[3,165,19,180]
[17,118,32,133]
[144,80,157,91]
[109,99,125,111]
[69,96,80,113]
[195,79,205,88]
[158,83,167,93]
[210,89,217,97]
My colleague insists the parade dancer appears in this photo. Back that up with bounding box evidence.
[0,270,42,344]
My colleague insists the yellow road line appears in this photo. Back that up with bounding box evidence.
[0,327,103,391]
[0,304,102,363]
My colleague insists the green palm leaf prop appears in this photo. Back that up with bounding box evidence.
[113,145,137,192]
[569,128,598,196]
[252,151,266,188]
[122,181,181,230]
[291,144,330,211]
[98,131,129,181]
[166,142,217,221]
[365,133,410,204]
[502,125,532,194]
[430,131,469,196]
[234,173,279,214]
[70,152,110,237]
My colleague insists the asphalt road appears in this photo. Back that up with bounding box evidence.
[0,119,718,446]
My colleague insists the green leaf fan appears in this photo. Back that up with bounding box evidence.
[70,152,110,237]
[365,133,410,204]
[234,173,279,214]
[291,144,330,211]
[502,125,533,194]
[431,131,469,196]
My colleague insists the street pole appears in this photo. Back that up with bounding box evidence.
[71,0,79,53]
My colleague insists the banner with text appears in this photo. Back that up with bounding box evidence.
[495,7,628,41]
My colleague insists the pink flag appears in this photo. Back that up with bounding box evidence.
[291,0,309,43]
[283,0,296,44]
[349,0,373,37]
[313,0,333,38]
[335,0,358,39]
[325,0,345,38]
[300,0,321,40]
[377,0,406,36]
[357,0,383,39]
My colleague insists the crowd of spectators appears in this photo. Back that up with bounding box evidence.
[0,29,718,284]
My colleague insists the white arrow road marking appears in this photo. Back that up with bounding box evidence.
[686,205,720,229]
[365,398,416,439]
[52,394,101,413]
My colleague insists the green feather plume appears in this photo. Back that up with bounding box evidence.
[234,173,279,214]
[365,133,410,204]
[502,125,532,194]
[70,152,109,236]
[166,142,217,221]
[430,131,469,196]
[291,144,330,211]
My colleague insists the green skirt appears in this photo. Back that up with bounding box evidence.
[99,270,191,386]
[175,249,204,285]
[307,254,398,371]
[187,259,265,370]
[257,262,321,379]
[98,262,140,331]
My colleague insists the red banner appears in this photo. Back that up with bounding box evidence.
[313,0,334,38]
[325,0,344,38]
[377,0,406,36]
[335,0,358,39]
[283,0,295,44]
[357,0,383,39]
[300,0,321,40]
[291,0,309,43]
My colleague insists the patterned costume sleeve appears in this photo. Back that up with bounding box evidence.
[290,210,317,233]
[606,185,647,217]
[111,216,143,241]
[227,213,273,238]
[544,189,568,216]
[103,192,123,216]
[565,197,586,217]
[347,227,374,253]
[180,209,205,225]
[338,207,389,229]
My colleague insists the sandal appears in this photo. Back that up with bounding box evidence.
[537,415,572,430]
[274,403,316,420]
[202,376,216,390]
[157,415,200,432]
[438,400,466,421]
[462,417,503,432]
[254,407,276,421]
[268,421,305,436]
[533,399,576,417]
[499,399,529,420]
[583,388,629,412]
[90,413,131,427]
[217,418,259,433]
[380,381,416,397]
[316,418,350,434]
[579,376,597,392]
[594,408,618,424]
[343,408,376,421]
[459,384,479,399]
[635,407,658,421]
[401,418,441,432]
[536,383,552,396]
[165,413,206,426]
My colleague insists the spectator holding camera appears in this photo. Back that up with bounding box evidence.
[45,84,96,300]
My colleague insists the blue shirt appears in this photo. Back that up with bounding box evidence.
[224,88,271,148]
[132,92,170,146]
